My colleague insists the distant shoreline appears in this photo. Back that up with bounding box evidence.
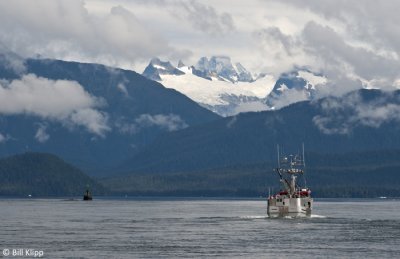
[0,196,399,201]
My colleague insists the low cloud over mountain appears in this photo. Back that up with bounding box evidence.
[313,90,400,135]
[0,74,109,136]
[0,56,219,174]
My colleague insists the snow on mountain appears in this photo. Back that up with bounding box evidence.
[234,62,253,82]
[142,57,184,81]
[141,56,274,116]
[160,65,275,116]
[142,57,328,116]
[194,56,253,83]
[266,70,328,109]
[297,70,327,87]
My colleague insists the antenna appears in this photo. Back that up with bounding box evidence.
[302,142,307,188]
[277,144,280,168]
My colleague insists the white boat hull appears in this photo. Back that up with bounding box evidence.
[267,197,312,217]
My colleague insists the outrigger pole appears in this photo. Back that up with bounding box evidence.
[275,144,291,190]
[277,144,280,168]
[302,142,307,188]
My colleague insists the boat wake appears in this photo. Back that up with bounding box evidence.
[266,214,327,219]
[310,214,327,218]
[240,215,268,219]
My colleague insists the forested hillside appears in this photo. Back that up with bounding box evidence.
[0,152,107,196]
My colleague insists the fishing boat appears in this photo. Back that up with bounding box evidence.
[267,144,313,217]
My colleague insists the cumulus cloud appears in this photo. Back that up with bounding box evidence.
[69,108,110,136]
[283,0,400,57]
[302,21,400,89]
[35,124,50,143]
[251,0,400,101]
[312,91,400,135]
[0,0,180,69]
[117,113,188,134]
[0,74,98,116]
[253,26,318,79]
[2,0,400,98]
[254,20,400,98]
[0,74,109,136]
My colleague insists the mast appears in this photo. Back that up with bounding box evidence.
[302,143,307,188]
[277,144,280,168]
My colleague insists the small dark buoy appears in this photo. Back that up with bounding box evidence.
[83,188,92,201]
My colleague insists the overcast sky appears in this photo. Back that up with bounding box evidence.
[1,0,400,90]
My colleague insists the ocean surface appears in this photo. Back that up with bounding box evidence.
[1,198,399,258]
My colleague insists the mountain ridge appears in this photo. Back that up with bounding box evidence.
[142,56,328,116]
[0,152,107,196]
[0,56,220,175]
[102,149,400,197]
[117,88,400,175]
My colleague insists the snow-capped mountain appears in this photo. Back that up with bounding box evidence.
[142,58,184,81]
[0,55,219,175]
[194,56,253,83]
[266,70,328,109]
[142,56,274,116]
[160,65,275,116]
[142,56,328,116]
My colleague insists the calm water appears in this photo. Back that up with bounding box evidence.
[1,198,400,258]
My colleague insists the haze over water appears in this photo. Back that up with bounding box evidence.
[1,198,399,258]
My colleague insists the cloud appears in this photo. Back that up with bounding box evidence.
[0,133,7,143]
[117,82,129,96]
[1,0,400,97]
[176,0,235,35]
[282,0,400,56]
[302,21,400,88]
[252,8,400,108]
[268,86,310,109]
[116,120,139,135]
[0,132,13,143]
[69,108,110,136]
[0,43,27,75]
[0,0,179,69]
[135,113,188,131]
[35,124,50,143]
[117,113,187,134]
[255,27,295,56]
[226,116,237,128]
[313,91,400,135]
[234,101,269,114]
[0,74,109,136]
[253,26,316,78]
[249,0,400,100]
